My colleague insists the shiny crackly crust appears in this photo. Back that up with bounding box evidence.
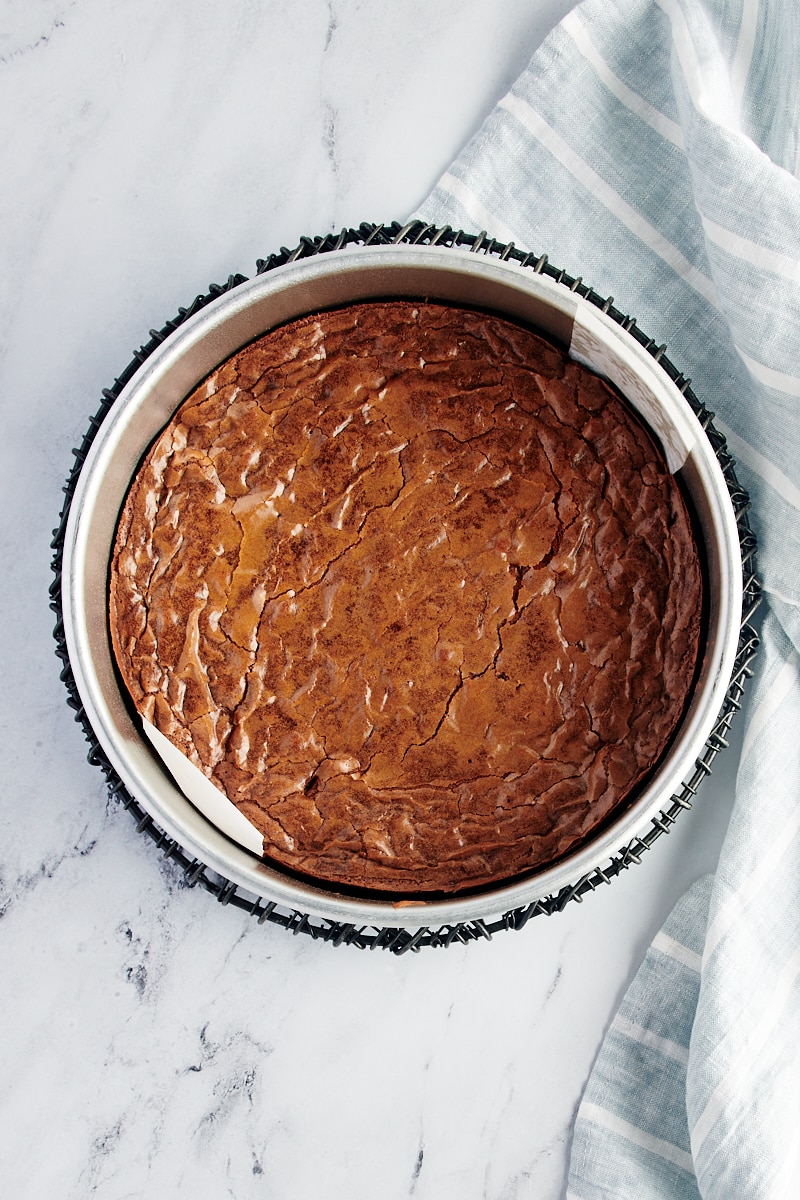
[109,301,702,894]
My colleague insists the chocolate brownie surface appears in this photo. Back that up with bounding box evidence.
[110,301,702,893]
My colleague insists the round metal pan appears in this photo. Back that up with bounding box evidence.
[61,238,744,930]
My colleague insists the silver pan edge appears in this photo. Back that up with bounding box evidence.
[62,244,742,928]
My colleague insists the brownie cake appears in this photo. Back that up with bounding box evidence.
[109,301,702,894]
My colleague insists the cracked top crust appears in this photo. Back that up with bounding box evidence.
[109,301,703,895]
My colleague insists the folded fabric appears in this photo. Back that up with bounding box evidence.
[417,0,800,1194]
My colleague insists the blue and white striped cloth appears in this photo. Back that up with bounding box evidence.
[418,1,800,1194]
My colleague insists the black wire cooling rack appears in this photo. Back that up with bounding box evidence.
[50,219,762,953]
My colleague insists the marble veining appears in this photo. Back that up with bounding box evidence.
[0,1,746,1196]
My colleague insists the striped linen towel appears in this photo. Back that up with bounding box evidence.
[418,1,800,1195]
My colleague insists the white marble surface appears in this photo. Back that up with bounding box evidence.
[0,2,746,1196]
